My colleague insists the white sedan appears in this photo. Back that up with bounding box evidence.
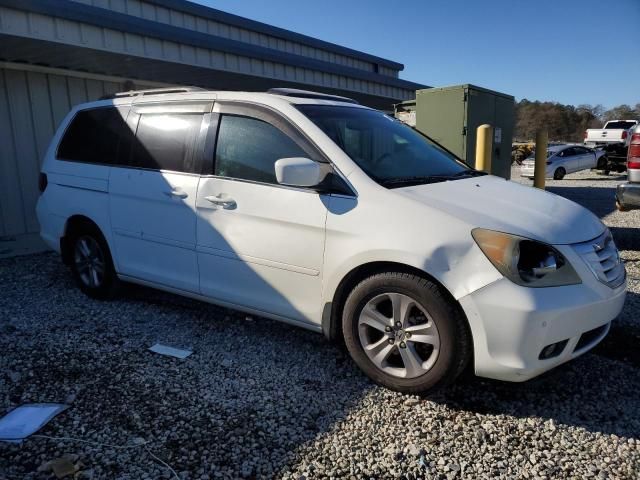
[520,145,607,180]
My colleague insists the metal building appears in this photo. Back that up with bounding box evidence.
[0,0,425,257]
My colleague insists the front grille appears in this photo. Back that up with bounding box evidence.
[574,324,608,352]
[572,230,625,289]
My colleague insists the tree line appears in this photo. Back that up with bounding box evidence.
[514,100,640,142]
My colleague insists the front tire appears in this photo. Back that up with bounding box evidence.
[553,167,566,180]
[69,226,119,299]
[342,272,471,394]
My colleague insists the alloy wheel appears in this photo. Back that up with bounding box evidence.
[73,235,106,288]
[358,292,440,378]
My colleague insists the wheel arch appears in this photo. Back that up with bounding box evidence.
[60,215,106,265]
[322,261,470,344]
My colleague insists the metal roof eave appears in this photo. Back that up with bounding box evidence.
[1,0,423,92]
[0,34,412,110]
[146,0,406,71]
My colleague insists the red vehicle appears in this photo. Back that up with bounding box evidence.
[616,125,640,210]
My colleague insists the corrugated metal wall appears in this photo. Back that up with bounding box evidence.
[0,63,156,256]
[70,0,382,74]
[0,5,412,101]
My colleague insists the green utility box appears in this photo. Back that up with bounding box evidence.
[395,84,515,179]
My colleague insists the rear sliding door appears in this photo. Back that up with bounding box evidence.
[109,102,212,292]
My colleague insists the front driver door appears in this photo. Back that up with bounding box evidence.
[195,102,330,325]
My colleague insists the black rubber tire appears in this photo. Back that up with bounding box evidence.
[616,201,627,212]
[68,224,120,300]
[553,167,566,180]
[342,272,471,394]
[596,157,608,171]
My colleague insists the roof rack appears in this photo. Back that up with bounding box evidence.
[267,88,359,104]
[100,87,206,100]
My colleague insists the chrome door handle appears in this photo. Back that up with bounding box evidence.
[164,189,188,199]
[205,195,236,209]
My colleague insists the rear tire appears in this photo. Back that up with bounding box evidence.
[342,272,471,394]
[68,225,119,299]
[553,167,566,180]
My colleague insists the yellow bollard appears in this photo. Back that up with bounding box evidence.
[475,124,493,174]
[533,130,548,189]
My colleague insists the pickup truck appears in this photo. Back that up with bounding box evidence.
[584,119,639,173]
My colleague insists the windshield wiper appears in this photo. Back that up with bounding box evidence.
[380,175,452,187]
[381,170,487,188]
[451,170,488,177]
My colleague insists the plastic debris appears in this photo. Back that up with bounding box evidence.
[149,343,193,359]
[418,453,428,470]
[0,403,69,443]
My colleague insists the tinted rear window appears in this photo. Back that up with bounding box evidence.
[131,113,204,173]
[605,121,637,130]
[57,107,132,165]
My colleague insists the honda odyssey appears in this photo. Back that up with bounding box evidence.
[36,87,627,393]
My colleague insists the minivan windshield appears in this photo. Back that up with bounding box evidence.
[297,105,482,188]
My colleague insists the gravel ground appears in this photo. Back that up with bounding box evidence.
[1,167,639,479]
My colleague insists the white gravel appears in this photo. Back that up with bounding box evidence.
[0,166,638,479]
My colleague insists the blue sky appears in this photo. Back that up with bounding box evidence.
[194,0,639,109]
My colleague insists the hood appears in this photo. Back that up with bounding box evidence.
[397,175,605,245]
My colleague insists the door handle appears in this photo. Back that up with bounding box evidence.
[205,195,236,209]
[164,188,188,199]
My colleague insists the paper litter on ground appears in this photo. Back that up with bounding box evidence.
[0,403,69,443]
[149,343,193,359]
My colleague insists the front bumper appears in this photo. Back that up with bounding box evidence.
[458,244,627,382]
[616,182,640,210]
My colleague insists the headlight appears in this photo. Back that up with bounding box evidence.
[472,228,581,287]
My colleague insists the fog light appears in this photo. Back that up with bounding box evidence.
[538,340,568,360]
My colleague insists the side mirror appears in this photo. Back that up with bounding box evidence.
[275,157,326,187]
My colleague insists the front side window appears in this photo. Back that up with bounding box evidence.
[132,113,204,173]
[57,107,132,165]
[297,105,477,188]
[214,114,307,184]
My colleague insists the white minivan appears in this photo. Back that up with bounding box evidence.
[37,87,626,393]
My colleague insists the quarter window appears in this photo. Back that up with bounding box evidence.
[57,107,132,165]
[214,115,307,184]
[132,113,204,173]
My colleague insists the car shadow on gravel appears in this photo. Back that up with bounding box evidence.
[546,185,618,218]
[0,256,375,479]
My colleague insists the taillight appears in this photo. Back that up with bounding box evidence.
[583,131,588,140]
[622,130,628,140]
[38,172,48,193]
[628,133,640,169]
